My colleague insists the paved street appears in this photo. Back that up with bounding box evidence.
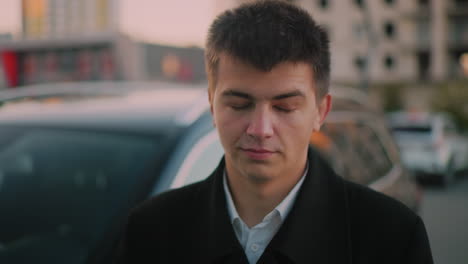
[420,175,468,264]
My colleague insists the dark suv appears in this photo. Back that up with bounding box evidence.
[0,82,421,263]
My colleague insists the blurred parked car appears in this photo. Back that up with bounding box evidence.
[0,83,219,263]
[0,82,421,263]
[387,111,468,186]
[310,87,422,212]
[0,81,206,107]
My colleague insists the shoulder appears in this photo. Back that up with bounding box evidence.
[121,179,212,249]
[114,179,214,262]
[130,179,209,223]
[343,180,431,261]
[344,180,417,223]
[343,180,433,262]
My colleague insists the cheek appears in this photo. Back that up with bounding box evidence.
[214,106,242,125]
[279,111,315,131]
[276,113,316,145]
[213,108,247,139]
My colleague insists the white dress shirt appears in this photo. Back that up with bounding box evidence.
[223,164,308,264]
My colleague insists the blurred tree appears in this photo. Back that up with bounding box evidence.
[431,81,468,131]
[380,83,404,112]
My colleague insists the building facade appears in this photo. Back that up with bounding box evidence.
[215,0,468,84]
[22,0,118,39]
[0,34,206,89]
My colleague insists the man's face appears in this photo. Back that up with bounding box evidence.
[210,55,331,183]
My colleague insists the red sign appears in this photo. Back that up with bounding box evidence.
[1,51,19,87]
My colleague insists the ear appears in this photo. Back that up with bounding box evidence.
[313,94,332,131]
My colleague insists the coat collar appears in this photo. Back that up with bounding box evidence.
[204,147,352,264]
[205,157,248,263]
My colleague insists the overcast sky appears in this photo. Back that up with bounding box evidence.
[0,0,217,47]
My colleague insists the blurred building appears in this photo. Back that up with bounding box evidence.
[0,34,13,42]
[22,0,118,39]
[0,0,207,89]
[0,34,13,89]
[0,33,206,88]
[142,44,206,83]
[0,34,125,88]
[406,0,468,81]
[216,0,468,84]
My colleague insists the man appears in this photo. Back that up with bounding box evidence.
[116,1,433,263]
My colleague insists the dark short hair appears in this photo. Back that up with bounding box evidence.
[205,0,330,100]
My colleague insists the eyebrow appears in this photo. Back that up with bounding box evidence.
[272,91,305,100]
[221,90,253,99]
[221,89,305,100]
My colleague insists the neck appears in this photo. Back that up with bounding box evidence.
[226,160,306,228]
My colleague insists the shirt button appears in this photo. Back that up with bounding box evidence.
[251,243,259,252]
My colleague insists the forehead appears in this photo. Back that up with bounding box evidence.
[215,54,316,98]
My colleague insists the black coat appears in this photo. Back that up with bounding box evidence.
[115,148,433,264]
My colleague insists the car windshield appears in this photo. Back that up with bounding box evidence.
[0,126,161,262]
[392,126,432,133]
[391,125,433,146]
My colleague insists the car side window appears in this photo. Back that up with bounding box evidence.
[170,130,224,189]
[0,128,159,244]
[310,127,347,176]
[324,121,393,185]
[319,122,373,184]
[343,122,377,184]
[355,123,393,182]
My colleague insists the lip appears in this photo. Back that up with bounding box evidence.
[241,148,275,160]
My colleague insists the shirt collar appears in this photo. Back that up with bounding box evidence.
[223,162,308,224]
[223,171,240,223]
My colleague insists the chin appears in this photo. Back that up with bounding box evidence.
[243,165,278,183]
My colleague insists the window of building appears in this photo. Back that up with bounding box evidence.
[384,55,396,70]
[354,0,364,8]
[383,21,396,39]
[418,0,429,6]
[384,0,396,5]
[354,56,367,71]
[418,51,430,80]
[318,0,329,9]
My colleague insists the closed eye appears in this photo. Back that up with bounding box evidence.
[231,103,253,110]
[274,105,294,113]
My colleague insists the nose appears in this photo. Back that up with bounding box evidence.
[246,106,274,139]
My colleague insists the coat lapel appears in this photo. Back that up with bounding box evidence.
[264,147,352,264]
[201,148,352,264]
[203,159,248,263]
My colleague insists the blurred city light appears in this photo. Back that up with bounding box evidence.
[460,53,468,76]
[161,54,181,78]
